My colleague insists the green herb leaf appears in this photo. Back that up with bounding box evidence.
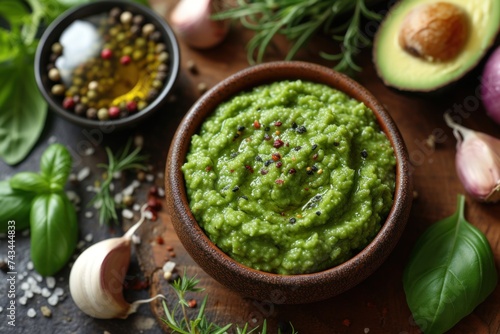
[30,192,78,276]
[403,195,498,334]
[0,52,47,165]
[10,172,50,193]
[0,181,35,232]
[40,143,73,191]
[0,0,29,27]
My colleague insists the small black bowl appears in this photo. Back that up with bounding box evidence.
[35,0,180,129]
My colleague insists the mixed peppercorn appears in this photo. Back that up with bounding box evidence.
[46,7,170,120]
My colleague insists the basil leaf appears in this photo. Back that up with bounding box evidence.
[30,192,78,276]
[0,52,47,165]
[40,143,72,191]
[0,181,34,232]
[403,195,497,334]
[10,172,50,193]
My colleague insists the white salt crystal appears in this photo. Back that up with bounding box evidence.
[77,167,90,181]
[46,277,56,289]
[122,209,134,220]
[42,288,51,298]
[27,261,34,270]
[145,174,154,182]
[21,282,30,291]
[48,294,59,306]
[84,233,93,243]
[19,297,27,305]
[27,308,36,317]
[54,287,64,296]
[84,211,93,219]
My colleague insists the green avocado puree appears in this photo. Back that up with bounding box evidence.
[182,80,396,275]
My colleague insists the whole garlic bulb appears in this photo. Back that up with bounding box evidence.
[70,207,164,319]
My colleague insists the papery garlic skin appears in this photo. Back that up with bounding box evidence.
[445,114,500,202]
[170,0,228,49]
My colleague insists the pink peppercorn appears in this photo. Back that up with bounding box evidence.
[101,48,112,59]
[273,139,284,148]
[126,101,137,112]
[63,96,75,110]
[108,106,120,118]
[120,55,131,65]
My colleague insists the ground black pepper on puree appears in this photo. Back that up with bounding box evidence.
[182,80,396,275]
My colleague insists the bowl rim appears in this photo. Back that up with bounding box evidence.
[166,61,412,301]
[34,0,180,129]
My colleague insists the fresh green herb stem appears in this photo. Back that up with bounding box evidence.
[213,0,383,73]
[89,141,147,225]
[162,273,296,334]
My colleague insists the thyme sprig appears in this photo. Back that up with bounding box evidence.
[89,140,147,225]
[162,273,297,334]
[213,0,383,73]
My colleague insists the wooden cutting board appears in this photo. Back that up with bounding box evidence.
[137,2,500,333]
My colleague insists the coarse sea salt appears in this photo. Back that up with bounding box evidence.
[48,294,59,306]
[27,308,36,318]
[27,261,34,270]
[42,288,51,298]
[122,209,134,220]
[84,233,93,243]
[46,277,56,289]
[77,167,90,181]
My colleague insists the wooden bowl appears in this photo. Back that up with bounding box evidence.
[166,61,413,304]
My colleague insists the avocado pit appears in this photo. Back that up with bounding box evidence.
[398,2,469,62]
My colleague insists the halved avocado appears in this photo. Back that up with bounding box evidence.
[373,0,500,92]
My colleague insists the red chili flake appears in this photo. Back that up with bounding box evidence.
[156,236,164,244]
[169,251,176,258]
[205,166,212,172]
[275,179,284,185]
[276,161,283,168]
[188,299,197,308]
[148,197,162,210]
[264,134,271,141]
[274,121,282,127]
[280,212,286,216]
[245,165,254,173]
[124,277,150,290]
[149,186,159,196]
[272,152,281,161]
[120,55,131,65]
[382,307,388,316]
[166,245,174,251]
[285,142,289,147]
[230,169,234,173]
[342,319,351,327]
[108,106,120,118]
[289,168,296,174]
[304,187,309,191]
[63,96,75,110]
[260,169,268,175]
[253,120,261,129]
[101,48,112,59]
[273,139,284,148]
[312,153,318,160]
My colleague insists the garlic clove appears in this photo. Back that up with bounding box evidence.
[70,236,132,319]
[445,113,500,203]
[70,205,166,319]
[170,0,229,49]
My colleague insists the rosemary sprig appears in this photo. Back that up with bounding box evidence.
[213,0,383,73]
[162,273,297,334]
[89,140,147,225]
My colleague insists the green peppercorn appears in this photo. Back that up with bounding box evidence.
[132,50,144,61]
[72,77,83,87]
[152,79,163,89]
[80,96,89,105]
[48,68,61,81]
[135,37,147,48]
[146,53,155,63]
[122,46,133,56]
[51,42,63,55]
[155,43,166,54]
[158,52,169,63]
[97,108,109,120]
[87,90,98,100]
[51,84,65,95]
[137,101,147,110]
[158,64,168,72]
